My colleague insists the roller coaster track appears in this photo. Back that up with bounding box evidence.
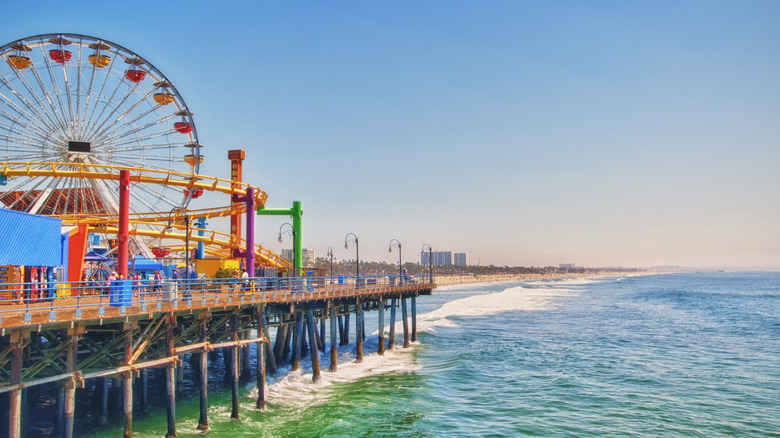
[1,161,292,270]
[0,161,268,207]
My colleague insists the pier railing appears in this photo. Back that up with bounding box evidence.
[0,274,435,329]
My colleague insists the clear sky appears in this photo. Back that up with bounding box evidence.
[3,0,779,269]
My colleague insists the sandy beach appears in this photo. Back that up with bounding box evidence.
[433,271,646,286]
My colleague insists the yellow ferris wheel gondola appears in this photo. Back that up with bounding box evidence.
[88,42,111,67]
[154,81,175,105]
[6,43,31,69]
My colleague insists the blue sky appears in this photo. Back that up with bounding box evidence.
[3,1,779,268]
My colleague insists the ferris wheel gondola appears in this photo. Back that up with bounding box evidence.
[0,33,203,217]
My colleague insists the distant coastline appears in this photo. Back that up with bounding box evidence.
[433,270,648,286]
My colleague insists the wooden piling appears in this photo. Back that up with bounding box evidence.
[9,331,23,438]
[292,313,304,371]
[124,324,134,438]
[140,368,148,412]
[402,297,410,348]
[99,378,109,426]
[378,298,385,355]
[241,330,252,381]
[305,311,321,383]
[319,317,327,352]
[329,303,338,372]
[256,306,267,409]
[411,296,418,342]
[63,329,78,438]
[197,319,209,430]
[165,319,177,438]
[356,300,364,362]
[341,313,350,346]
[230,314,240,420]
[263,320,277,374]
[389,298,397,350]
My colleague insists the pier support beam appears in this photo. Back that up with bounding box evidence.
[319,318,326,352]
[241,330,252,381]
[123,323,134,438]
[329,303,338,372]
[8,331,23,438]
[263,317,277,374]
[305,311,321,383]
[292,313,304,371]
[411,296,418,342]
[256,307,267,409]
[340,314,350,346]
[99,378,109,426]
[231,314,240,420]
[402,297,410,348]
[378,297,385,355]
[63,329,79,438]
[388,298,397,350]
[355,300,363,363]
[197,317,209,430]
[165,319,177,438]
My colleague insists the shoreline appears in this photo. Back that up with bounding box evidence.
[433,271,649,286]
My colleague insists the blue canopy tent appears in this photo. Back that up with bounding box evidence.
[84,251,108,262]
[129,256,162,273]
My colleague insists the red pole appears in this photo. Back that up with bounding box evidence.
[118,170,130,279]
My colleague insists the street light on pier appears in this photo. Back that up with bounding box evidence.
[278,223,296,277]
[421,243,433,284]
[388,239,402,284]
[344,233,359,278]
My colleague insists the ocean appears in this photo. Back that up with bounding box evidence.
[91,272,780,437]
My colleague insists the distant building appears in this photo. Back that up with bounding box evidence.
[454,252,469,267]
[421,250,453,266]
[281,248,316,267]
[302,248,315,268]
[559,263,576,270]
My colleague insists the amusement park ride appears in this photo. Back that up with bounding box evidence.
[0,33,292,278]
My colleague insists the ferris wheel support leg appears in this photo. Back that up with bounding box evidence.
[118,170,130,279]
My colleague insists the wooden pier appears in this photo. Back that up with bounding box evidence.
[0,276,434,437]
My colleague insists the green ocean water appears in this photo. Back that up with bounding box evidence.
[90,272,780,437]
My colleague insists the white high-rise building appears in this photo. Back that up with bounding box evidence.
[421,251,453,266]
[454,252,469,267]
[281,248,316,267]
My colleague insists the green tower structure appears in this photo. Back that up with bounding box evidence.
[257,201,302,276]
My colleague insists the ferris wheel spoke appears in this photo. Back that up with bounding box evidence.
[89,86,158,143]
[82,54,126,139]
[33,45,71,136]
[0,75,62,140]
[83,74,148,142]
[79,43,118,139]
[0,114,53,144]
[98,120,177,150]
[92,96,167,146]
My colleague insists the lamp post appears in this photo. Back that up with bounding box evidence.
[421,243,433,284]
[278,223,296,278]
[344,233,359,279]
[326,246,334,282]
[388,239,402,284]
[167,207,190,279]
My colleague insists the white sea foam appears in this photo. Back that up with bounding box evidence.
[248,278,597,408]
[415,283,580,333]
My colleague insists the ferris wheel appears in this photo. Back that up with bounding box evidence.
[0,33,203,217]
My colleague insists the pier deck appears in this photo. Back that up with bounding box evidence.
[0,275,434,438]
